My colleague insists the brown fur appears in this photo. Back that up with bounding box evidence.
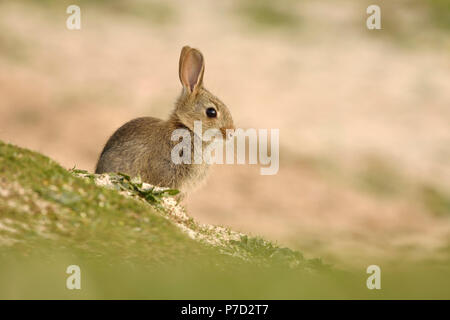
[95,46,234,192]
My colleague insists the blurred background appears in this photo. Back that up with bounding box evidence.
[0,0,449,269]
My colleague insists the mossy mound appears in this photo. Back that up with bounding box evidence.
[0,141,331,299]
[1,141,449,299]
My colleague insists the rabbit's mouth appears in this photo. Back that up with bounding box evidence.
[220,127,235,140]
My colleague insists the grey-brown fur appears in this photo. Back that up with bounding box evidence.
[95,46,234,192]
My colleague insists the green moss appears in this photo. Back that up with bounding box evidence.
[355,156,450,217]
[235,0,301,31]
[357,156,405,197]
[419,185,450,216]
[16,0,176,25]
[0,28,29,63]
[424,0,450,30]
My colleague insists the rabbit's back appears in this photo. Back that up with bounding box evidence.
[96,117,168,180]
[95,117,208,190]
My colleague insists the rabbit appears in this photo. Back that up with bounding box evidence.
[95,46,235,193]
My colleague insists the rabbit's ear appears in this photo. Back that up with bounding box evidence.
[179,46,204,94]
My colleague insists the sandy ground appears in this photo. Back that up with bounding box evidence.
[0,0,449,268]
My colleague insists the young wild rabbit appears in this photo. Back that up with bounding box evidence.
[95,46,235,193]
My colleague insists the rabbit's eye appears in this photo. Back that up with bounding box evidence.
[206,107,217,118]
